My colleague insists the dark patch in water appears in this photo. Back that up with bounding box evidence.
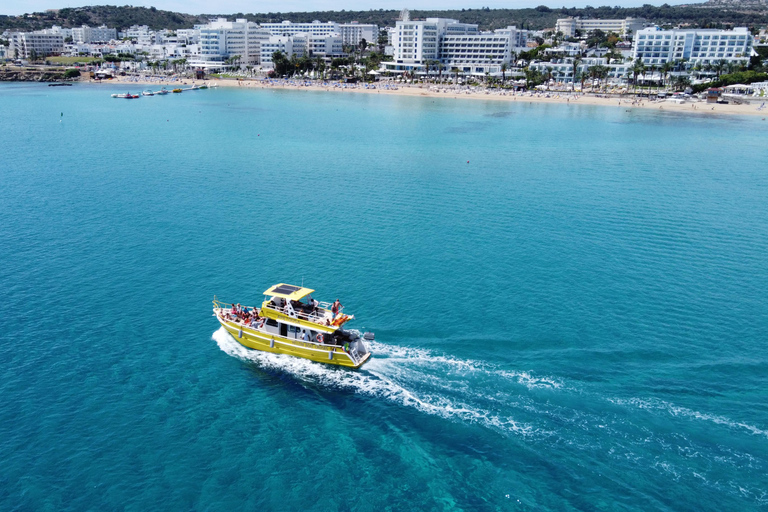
[486,111,515,118]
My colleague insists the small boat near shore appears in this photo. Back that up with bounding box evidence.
[48,82,72,87]
[213,283,372,368]
[111,93,139,99]
[142,90,154,96]
[155,88,169,95]
[172,88,183,93]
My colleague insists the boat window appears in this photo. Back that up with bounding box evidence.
[266,318,278,327]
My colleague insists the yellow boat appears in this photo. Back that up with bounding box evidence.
[213,284,372,368]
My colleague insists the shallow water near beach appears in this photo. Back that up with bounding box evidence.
[1,82,768,511]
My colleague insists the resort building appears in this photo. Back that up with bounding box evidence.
[528,57,632,84]
[9,31,65,58]
[632,27,753,66]
[306,33,345,59]
[190,18,271,71]
[382,13,530,74]
[260,35,307,67]
[555,17,647,38]
[439,26,530,74]
[71,25,117,43]
[261,21,340,37]
[259,20,376,48]
[339,23,379,47]
[121,25,153,45]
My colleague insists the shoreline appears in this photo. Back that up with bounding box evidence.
[95,75,768,118]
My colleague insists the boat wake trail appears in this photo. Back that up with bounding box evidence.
[212,327,555,437]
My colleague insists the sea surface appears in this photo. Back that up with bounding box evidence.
[1,82,767,511]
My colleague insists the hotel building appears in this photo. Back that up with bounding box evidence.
[10,31,65,58]
[632,27,753,66]
[71,25,117,43]
[190,18,271,71]
[382,16,529,74]
[555,17,647,38]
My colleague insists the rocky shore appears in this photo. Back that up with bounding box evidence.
[0,68,73,82]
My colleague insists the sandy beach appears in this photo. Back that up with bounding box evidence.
[98,75,768,118]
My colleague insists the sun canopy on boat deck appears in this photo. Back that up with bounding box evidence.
[263,283,315,301]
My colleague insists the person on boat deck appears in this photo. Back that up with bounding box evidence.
[308,296,319,314]
[332,299,342,316]
[300,330,309,341]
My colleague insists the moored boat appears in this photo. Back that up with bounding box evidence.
[142,90,154,96]
[172,88,183,93]
[156,88,169,95]
[111,93,139,98]
[213,284,372,368]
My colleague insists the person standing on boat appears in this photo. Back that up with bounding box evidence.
[332,299,343,317]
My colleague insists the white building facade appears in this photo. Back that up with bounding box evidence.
[260,35,306,67]
[440,26,529,74]
[190,18,270,71]
[339,23,379,47]
[261,21,340,37]
[383,16,529,74]
[71,25,117,43]
[10,31,65,58]
[556,17,647,38]
[632,27,753,66]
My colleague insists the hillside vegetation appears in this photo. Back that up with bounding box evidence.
[2,3,768,32]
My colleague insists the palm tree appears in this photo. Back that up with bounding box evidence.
[713,59,727,79]
[661,61,673,90]
[571,57,582,91]
[501,62,508,84]
[631,59,646,94]
[451,66,460,85]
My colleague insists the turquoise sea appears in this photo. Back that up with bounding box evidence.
[1,82,767,511]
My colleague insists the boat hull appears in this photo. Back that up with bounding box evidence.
[216,314,370,369]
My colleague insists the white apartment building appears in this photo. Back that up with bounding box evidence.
[529,57,632,84]
[383,15,530,74]
[261,20,340,37]
[632,27,753,66]
[190,18,271,71]
[440,26,529,74]
[556,17,647,38]
[306,33,344,58]
[122,25,153,45]
[386,17,477,71]
[10,31,65,58]
[260,35,307,67]
[176,29,200,44]
[71,25,117,43]
[339,23,379,47]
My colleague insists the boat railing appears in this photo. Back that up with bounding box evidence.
[262,301,338,326]
[213,297,260,315]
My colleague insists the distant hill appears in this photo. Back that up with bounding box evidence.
[2,4,768,33]
[0,5,209,32]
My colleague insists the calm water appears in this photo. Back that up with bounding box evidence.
[1,82,767,511]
